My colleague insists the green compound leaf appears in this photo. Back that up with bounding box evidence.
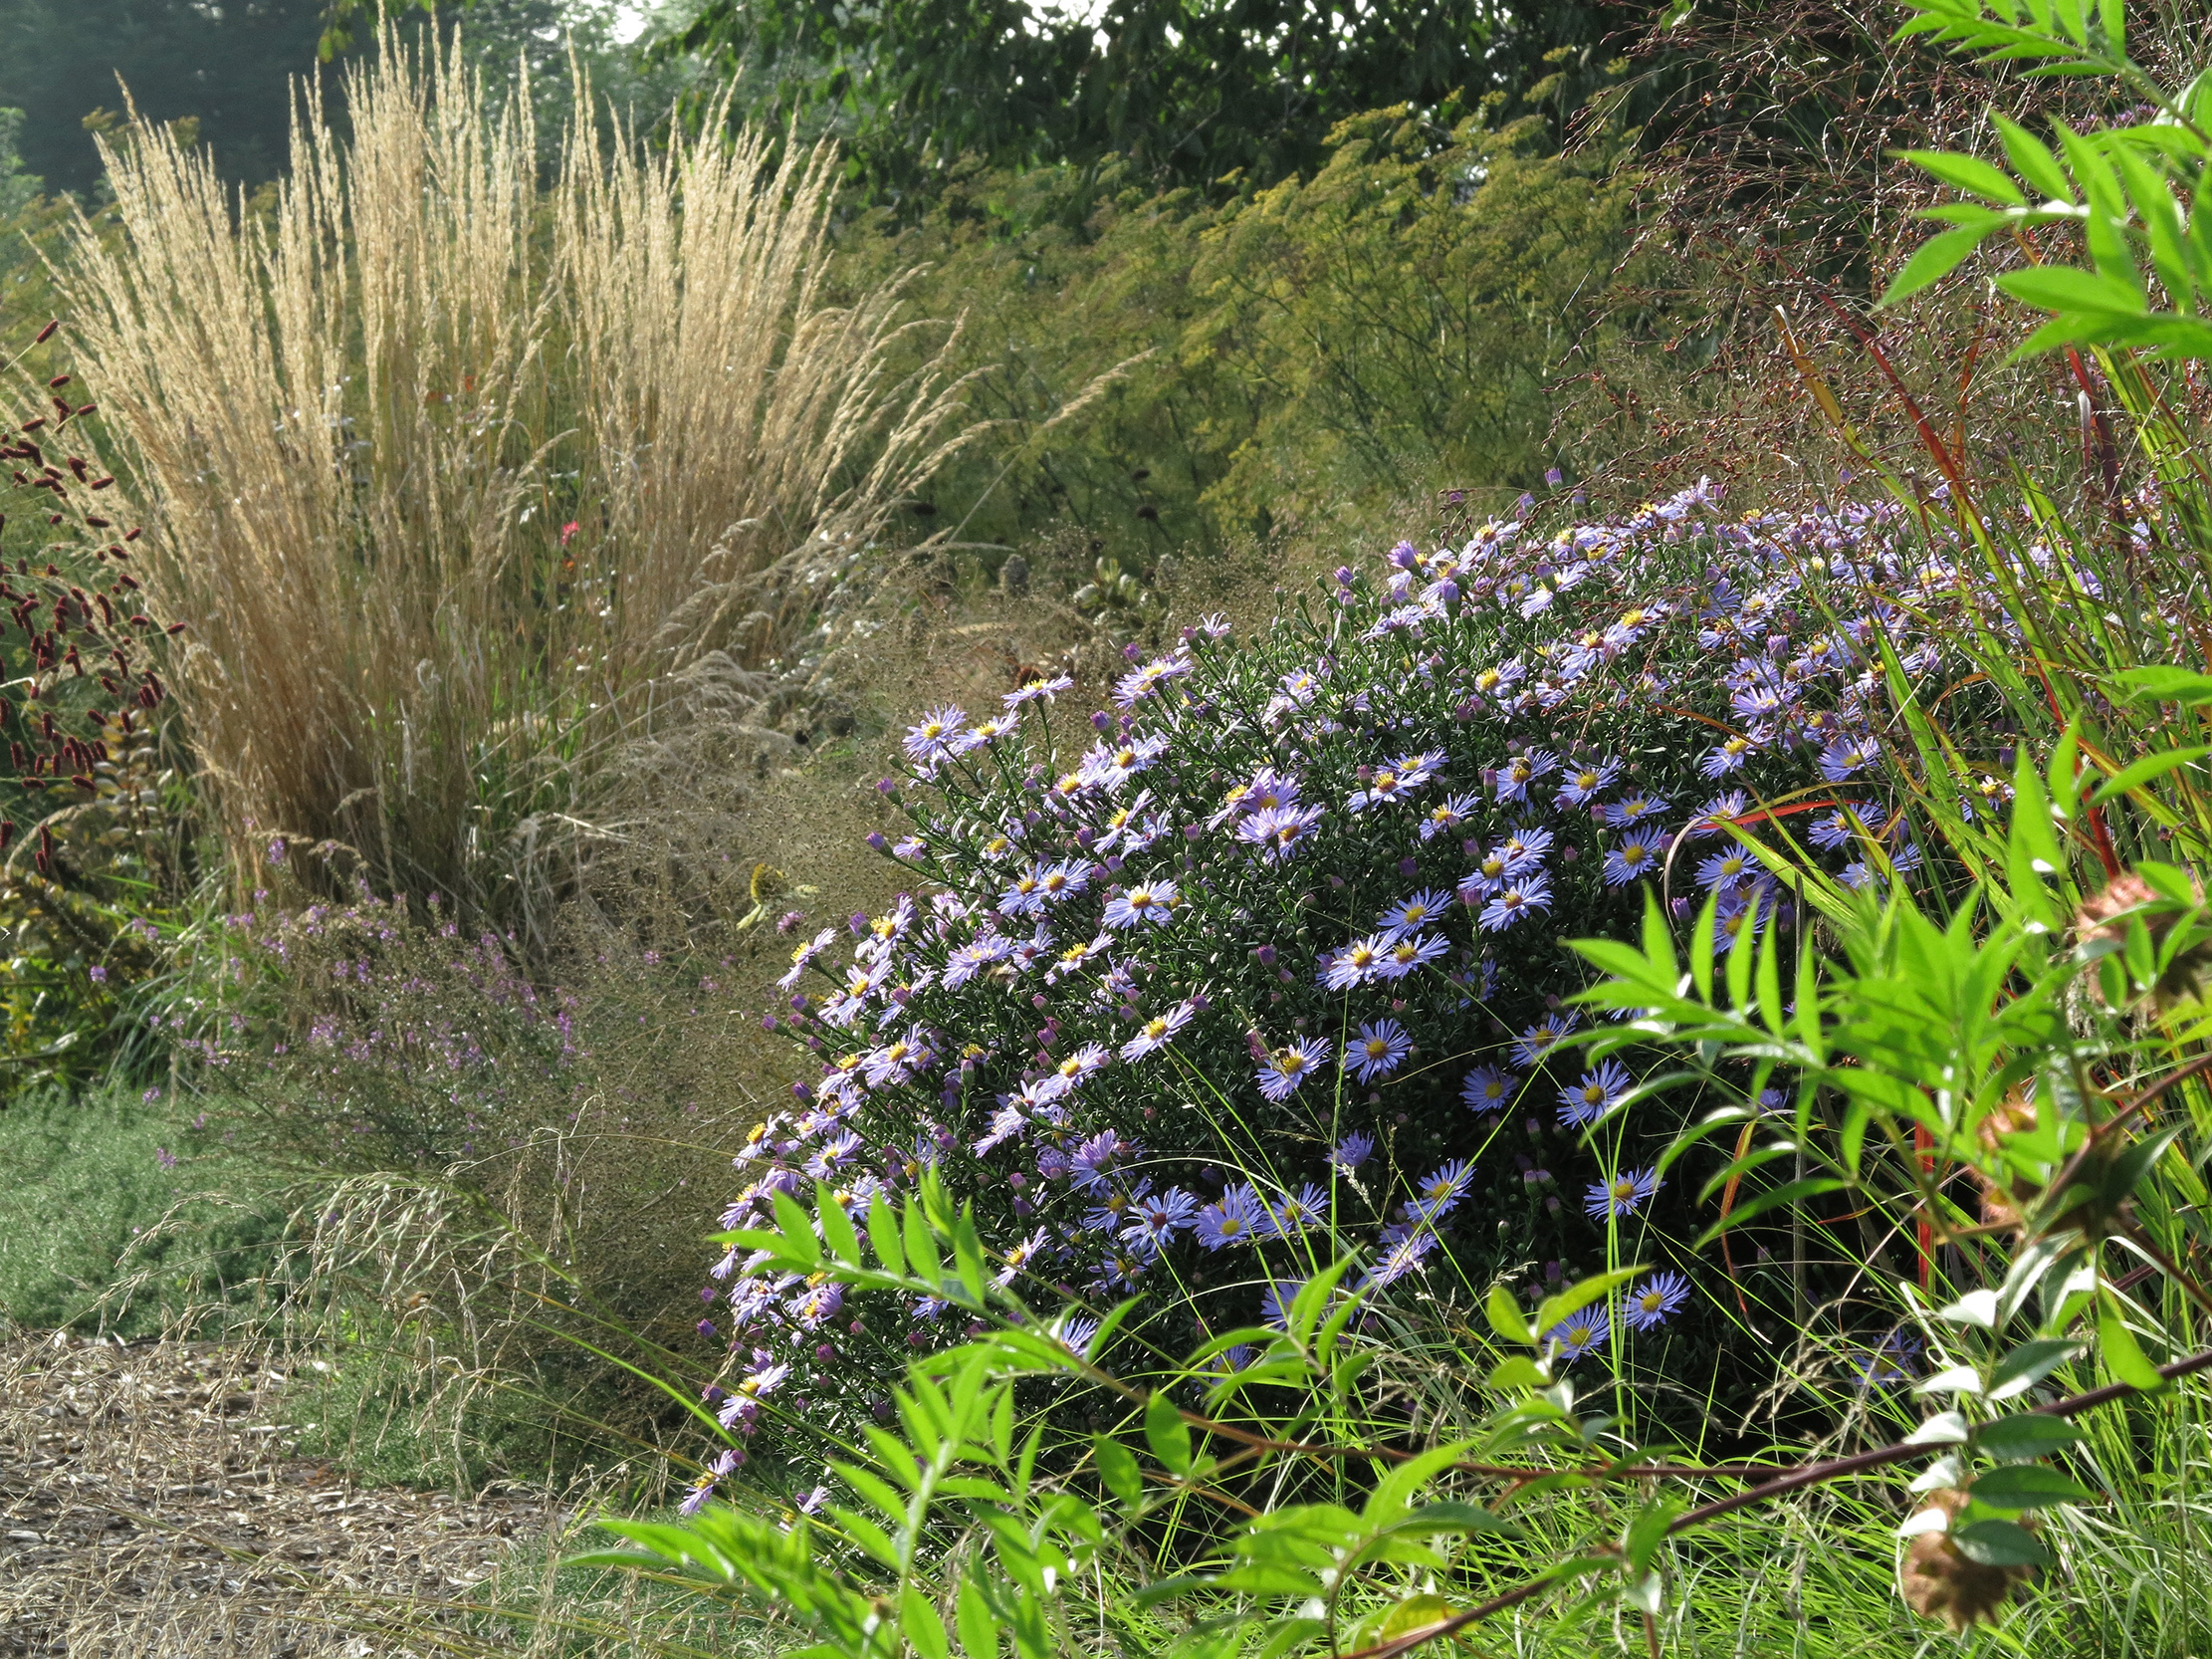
[1971,1463,2097,1511]
[1951,1518,2054,1568]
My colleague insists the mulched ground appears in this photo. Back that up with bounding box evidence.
[0,1332,564,1657]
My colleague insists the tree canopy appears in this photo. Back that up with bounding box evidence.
[665,0,1628,199]
[0,0,330,196]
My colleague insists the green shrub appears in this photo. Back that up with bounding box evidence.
[0,1080,282,1334]
[846,101,1640,564]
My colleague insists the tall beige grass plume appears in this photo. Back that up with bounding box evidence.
[54,30,986,930]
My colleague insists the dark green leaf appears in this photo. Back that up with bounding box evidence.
[1951,1518,2054,1567]
[957,1573,997,1659]
[1143,1392,1192,1476]
[1970,1463,2097,1511]
[1093,1435,1143,1507]
[1988,1338,2085,1400]
[1975,1415,2086,1462]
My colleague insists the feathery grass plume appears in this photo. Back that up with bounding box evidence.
[54,30,985,939]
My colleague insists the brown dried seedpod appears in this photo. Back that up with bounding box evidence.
[1899,1490,2038,1631]
[1973,1085,2133,1245]
[2075,869,2212,1010]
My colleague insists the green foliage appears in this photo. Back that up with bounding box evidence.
[0,108,40,219]
[1881,0,2212,357]
[584,939,2212,1650]
[861,104,1636,557]
[656,0,1614,202]
[0,1081,283,1335]
[0,0,327,196]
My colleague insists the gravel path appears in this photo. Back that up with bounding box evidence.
[0,1332,562,1657]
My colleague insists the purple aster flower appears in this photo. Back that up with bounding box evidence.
[1497,827,1552,873]
[775,926,836,990]
[1460,1065,1518,1110]
[998,867,1047,917]
[1092,1241,1158,1294]
[804,1130,863,1180]
[1477,877,1553,932]
[1114,654,1194,707]
[1585,1165,1662,1220]
[1509,1012,1579,1067]
[1049,1043,1112,1088]
[1035,859,1096,903]
[679,1477,718,1517]
[863,1035,924,1087]
[1411,1158,1475,1218]
[1552,758,1619,808]
[1420,793,1479,840]
[1053,1313,1102,1356]
[1091,789,1157,851]
[1808,801,1885,850]
[1457,847,1510,902]
[1101,876,1177,929]
[1695,847,1758,889]
[902,705,969,765]
[1264,1183,1328,1236]
[1319,934,1390,989]
[1347,1019,1411,1081]
[995,1228,1051,1286]
[1347,750,1441,812]
[1602,830,1668,887]
[1557,1060,1633,1127]
[1195,1184,1264,1250]
[1545,1304,1609,1362]
[1259,1278,1308,1327]
[1123,1186,1200,1248]
[1378,888,1451,941]
[1068,1131,1125,1192]
[1257,1038,1330,1101]
[787,1282,845,1328]
[1603,791,1668,829]
[1120,1000,1197,1062]
[1046,932,1111,984]
[972,1103,1030,1155]
[1362,1226,1438,1290]
[1080,733,1170,791]
[1700,736,1754,779]
[1238,803,1326,859]
[1003,673,1073,709]
[1686,791,1749,837]
[1242,767,1303,813]
[1853,1327,1924,1387]
[1081,1179,1151,1235]
[1331,1131,1375,1171]
[942,932,1013,990]
[1494,748,1557,802]
[1374,932,1449,980]
[1819,735,1880,781]
[1620,1271,1691,1331]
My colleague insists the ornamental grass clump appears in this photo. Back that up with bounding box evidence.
[691,479,2049,1488]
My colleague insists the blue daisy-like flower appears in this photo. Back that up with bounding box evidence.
[1194,1184,1264,1251]
[1348,1019,1411,1081]
[1461,1065,1519,1111]
[1620,1270,1691,1331]
[1584,1165,1662,1220]
[1545,1304,1610,1362]
[1556,1059,1633,1126]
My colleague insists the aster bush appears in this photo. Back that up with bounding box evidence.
[689,473,2064,1487]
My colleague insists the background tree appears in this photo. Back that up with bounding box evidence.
[661,0,1634,201]
[0,0,328,195]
